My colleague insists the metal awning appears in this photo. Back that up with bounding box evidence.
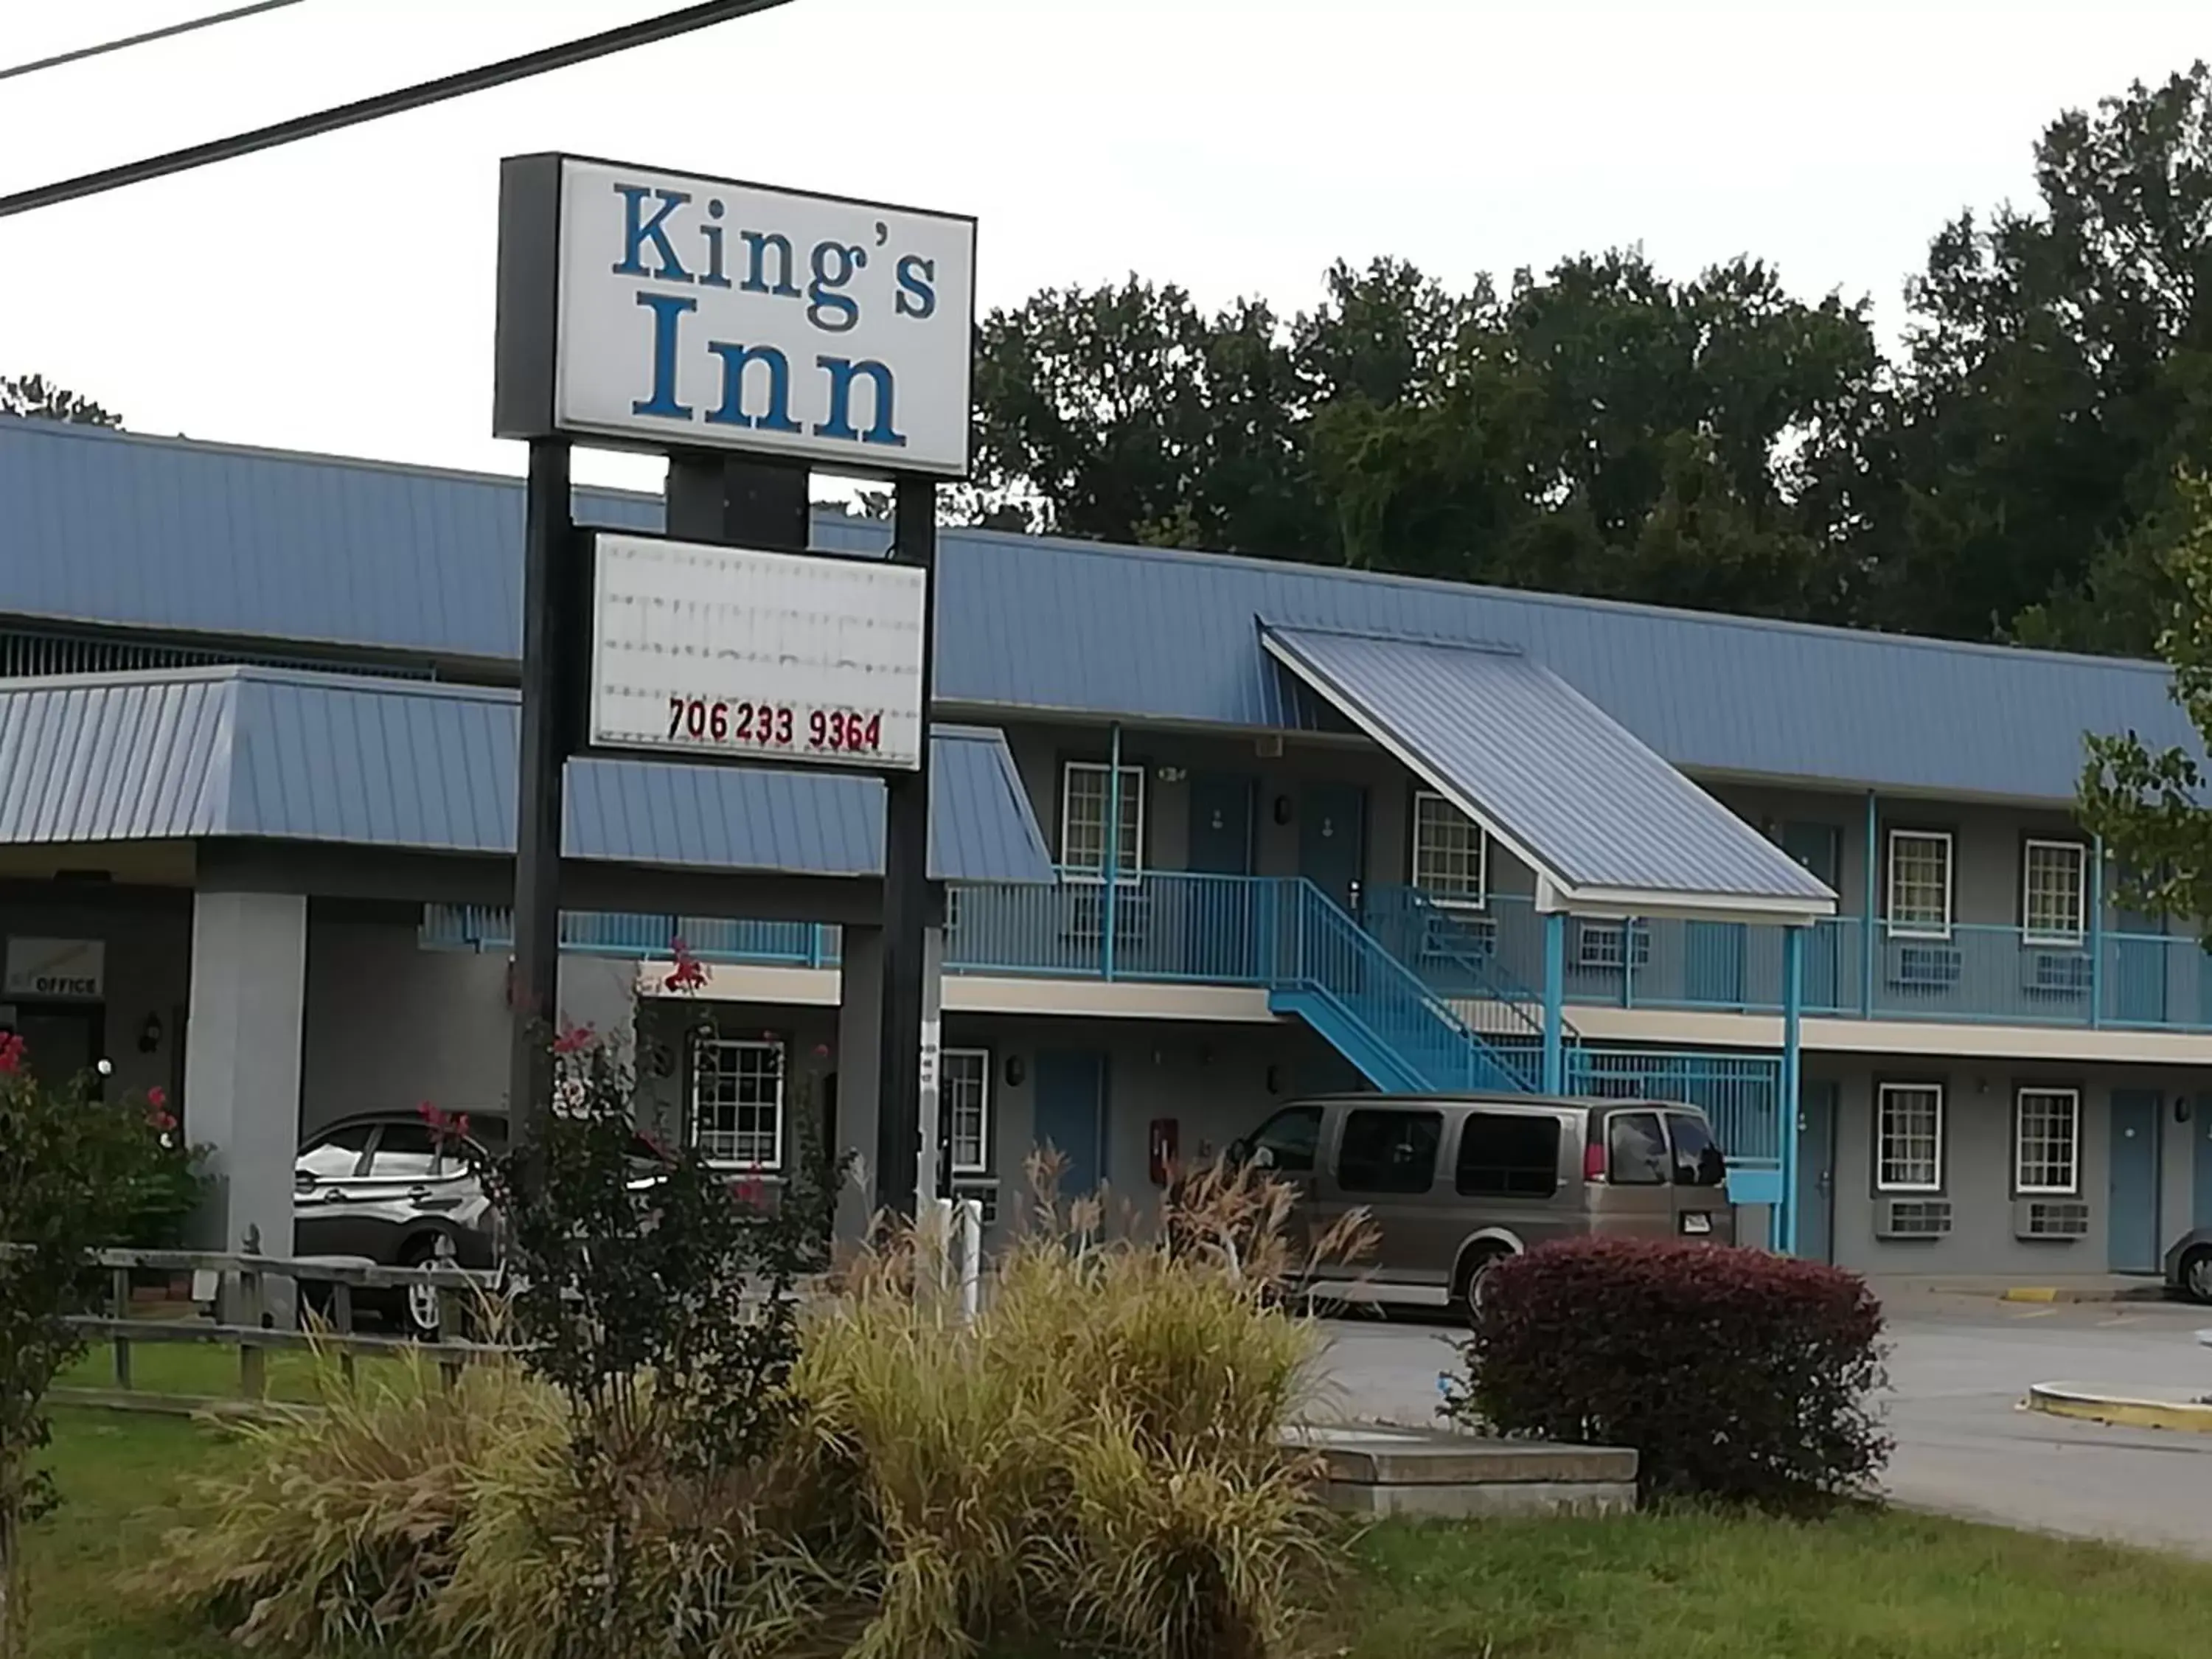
[1262,625,1834,922]
[0,667,1054,884]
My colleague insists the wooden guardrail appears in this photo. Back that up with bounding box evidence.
[14,1228,509,1416]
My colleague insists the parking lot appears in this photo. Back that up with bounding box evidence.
[1318,1294,2212,1557]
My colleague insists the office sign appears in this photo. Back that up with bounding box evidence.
[588,532,927,770]
[495,153,977,477]
[4,937,105,1000]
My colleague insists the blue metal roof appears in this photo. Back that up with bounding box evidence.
[1264,626,1835,919]
[0,667,1051,883]
[0,418,2194,804]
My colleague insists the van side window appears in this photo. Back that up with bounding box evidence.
[1455,1112,1560,1199]
[1665,1112,1728,1187]
[1337,1109,1442,1195]
[1605,1112,1670,1186]
[1248,1105,1324,1174]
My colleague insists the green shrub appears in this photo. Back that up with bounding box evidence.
[138,1160,1349,1659]
[1444,1237,1889,1511]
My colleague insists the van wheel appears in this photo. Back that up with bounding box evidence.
[1451,1247,1510,1324]
[2182,1247,2212,1307]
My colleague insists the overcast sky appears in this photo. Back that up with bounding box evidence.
[0,0,2203,490]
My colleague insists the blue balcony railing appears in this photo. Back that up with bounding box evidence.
[422,871,2212,1035]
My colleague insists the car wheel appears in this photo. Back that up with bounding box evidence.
[2183,1246,2212,1307]
[401,1239,445,1340]
[1451,1247,1510,1324]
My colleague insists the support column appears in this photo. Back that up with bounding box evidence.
[2089,834,2106,1029]
[1541,909,1566,1095]
[1778,922,1805,1256]
[835,925,885,1247]
[184,890,307,1267]
[1860,790,1877,1018]
[1102,721,1122,981]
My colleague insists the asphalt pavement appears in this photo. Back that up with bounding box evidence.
[1315,1293,2212,1557]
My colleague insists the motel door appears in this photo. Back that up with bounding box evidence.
[1299,785,1368,915]
[2108,1091,2163,1275]
[1779,822,1843,1010]
[1186,775,1257,979]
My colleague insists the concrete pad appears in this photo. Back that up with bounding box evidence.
[1323,1478,1638,1519]
[1285,1422,1639,1519]
[2027,1382,2212,1435]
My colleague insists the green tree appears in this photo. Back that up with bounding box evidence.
[1877,63,2212,653]
[2077,470,2212,918]
[0,375,119,427]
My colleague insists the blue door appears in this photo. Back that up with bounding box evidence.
[1686,923,1747,1008]
[1186,774,1256,979]
[1299,785,1367,914]
[1794,1080,1838,1262]
[2197,1096,2212,1228]
[1780,823,1843,1009]
[2112,905,2168,1025]
[1032,1051,1107,1203]
[1188,774,1256,874]
[2109,1090,2163,1273]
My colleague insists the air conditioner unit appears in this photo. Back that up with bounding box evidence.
[2018,949,2092,997]
[1874,1198,1952,1239]
[2013,1198,2090,1240]
[1885,940,1961,990]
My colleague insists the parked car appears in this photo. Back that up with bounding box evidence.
[2166,1228,2212,1305]
[293,1109,671,1335]
[1225,1092,1734,1315]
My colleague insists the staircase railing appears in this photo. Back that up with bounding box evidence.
[1361,885,1582,1054]
[1267,879,1541,1093]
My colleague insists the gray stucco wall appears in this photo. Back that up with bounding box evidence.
[299,906,636,1136]
[1815,1055,2211,1275]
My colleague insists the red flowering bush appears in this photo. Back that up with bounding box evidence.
[1444,1237,1889,1511]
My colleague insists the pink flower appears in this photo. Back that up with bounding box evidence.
[0,1032,23,1075]
[147,1107,178,1134]
[417,1100,470,1144]
[147,1085,167,1110]
[662,936,708,994]
[552,1022,598,1055]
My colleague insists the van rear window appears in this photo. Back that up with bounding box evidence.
[1337,1109,1442,1195]
[1666,1113,1728,1188]
[1455,1113,1560,1199]
[1605,1112,1672,1186]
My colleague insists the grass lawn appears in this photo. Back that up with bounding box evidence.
[53,1338,422,1405]
[25,1406,2212,1658]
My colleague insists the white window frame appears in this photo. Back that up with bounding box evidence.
[1411,789,1487,909]
[689,1037,785,1170]
[1060,761,1144,885]
[1874,1082,1944,1194]
[945,1047,992,1176]
[2021,839,2089,947]
[2013,1086,2081,1197]
[1886,830,1955,941]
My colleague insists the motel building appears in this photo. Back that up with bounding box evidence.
[4,413,2212,1287]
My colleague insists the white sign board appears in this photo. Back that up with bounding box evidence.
[495,153,977,478]
[4,937,105,1000]
[588,532,928,770]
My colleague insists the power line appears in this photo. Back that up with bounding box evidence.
[0,1,311,85]
[0,0,798,220]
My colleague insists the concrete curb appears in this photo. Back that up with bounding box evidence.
[1997,1284,2171,1305]
[2025,1382,2212,1434]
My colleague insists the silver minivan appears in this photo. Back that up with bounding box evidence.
[1228,1093,1736,1312]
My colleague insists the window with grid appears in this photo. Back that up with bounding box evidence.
[2014,1087,2080,1195]
[2023,841,2087,944]
[945,1048,991,1175]
[1875,1083,1943,1192]
[690,1038,785,1168]
[1887,831,1953,937]
[1060,762,1144,880]
[1411,790,1486,905]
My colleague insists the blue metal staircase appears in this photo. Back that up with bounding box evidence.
[1262,880,1540,1093]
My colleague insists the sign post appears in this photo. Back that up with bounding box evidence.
[492,151,975,1219]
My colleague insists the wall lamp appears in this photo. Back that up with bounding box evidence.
[136,1012,164,1054]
